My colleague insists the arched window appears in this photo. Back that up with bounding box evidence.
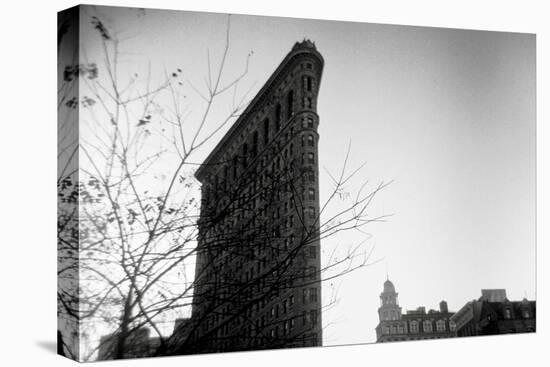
[303,76,313,92]
[423,320,433,333]
[287,90,294,118]
[410,320,419,333]
[307,135,314,147]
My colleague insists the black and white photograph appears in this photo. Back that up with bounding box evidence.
[55,3,537,363]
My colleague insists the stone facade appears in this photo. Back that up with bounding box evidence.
[375,279,457,342]
[177,40,325,354]
[451,289,536,337]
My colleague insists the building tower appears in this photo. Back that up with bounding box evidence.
[375,278,457,342]
[378,278,402,322]
[176,40,324,354]
[375,278,405,342]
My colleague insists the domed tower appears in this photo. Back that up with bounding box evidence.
[378,279,402,321]
[375,278,404,342]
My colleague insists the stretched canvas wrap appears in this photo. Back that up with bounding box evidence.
[57,5,536,362]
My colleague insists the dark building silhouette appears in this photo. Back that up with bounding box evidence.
[173,40,325,354]
[375,279,456,342]
[451,289,536,337]
[98,328,160,360]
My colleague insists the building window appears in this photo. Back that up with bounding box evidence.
[504,308,512,319]
[436,320,446,332]
[275,104,282,131]
[287,90,294,118]
[307,135,314,147]
[233,156,238,179]
[382,326,389,335]
[522,310,530,319]
[382,311,388,321]
[307,152,315,164]
[307,117,314,128]
[390,325,396,334]
[308,188,315,200]
[310,310,318,324]
[308,206,316,219]
[306,245,316,259]
[303,76,313,92]
[423,320,433,333]
[397,324,404,334]
[310,287,318,302]
[263,118,270,145]
[449,320,456,332]
[223,165,228,186]
[252,131,258,157]
[308,266,316,280]
[242,143,248,167]
[306,62,312,69]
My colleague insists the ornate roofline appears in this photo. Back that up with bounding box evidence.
[195,40,324,182]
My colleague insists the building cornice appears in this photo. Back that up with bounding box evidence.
[195,40,324,182]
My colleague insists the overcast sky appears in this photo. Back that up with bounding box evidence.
[81,5,536,346]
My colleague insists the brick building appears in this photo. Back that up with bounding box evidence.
[174,40,325,354]
[451,289,536,337]
[375,279,457,342]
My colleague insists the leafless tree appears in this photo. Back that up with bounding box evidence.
[57,8,391,361]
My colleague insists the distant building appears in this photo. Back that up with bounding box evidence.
[375,279,456,342]
[451,289,536,337]
[98,328,160,360]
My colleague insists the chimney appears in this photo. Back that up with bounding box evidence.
[480,289,507,302]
